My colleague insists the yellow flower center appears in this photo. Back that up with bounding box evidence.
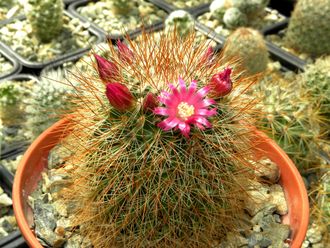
[177,102,194,120]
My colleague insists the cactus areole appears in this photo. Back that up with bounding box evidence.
[12,32,308,248]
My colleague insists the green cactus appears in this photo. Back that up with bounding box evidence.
[0,81,24,126]
[223,27,269,75]
[251,69,326,170]
[107,0,134,15]
[298,56,330,130]
[210,0,232,20]
[24,68,74,141]
[223,7,248,29]
[57,32,266,247]
[284,0,330,57]
[165,10,195,37]
[23,0,64,43]
[232,0,269,16]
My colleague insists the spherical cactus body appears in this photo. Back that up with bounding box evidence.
[223,7,248,29]
[223,27,269,75]
[210,0,232,20]
[24,0,64,43]
[24,69,73,141]
[165,10,195,37]
[298,56,330,133]
[57,31,266,247]
[284,0,330,56]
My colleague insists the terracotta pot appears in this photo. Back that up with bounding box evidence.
[13,118,309,248]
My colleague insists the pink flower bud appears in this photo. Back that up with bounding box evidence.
[94,54,119,82]
[201,46,214,64]
[143,93,158,112]
[117,40,133,64]
[209,67,233,97]
[105,83,135,111]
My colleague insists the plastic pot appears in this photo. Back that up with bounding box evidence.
[13,118,309,248]
[150,0,210,13]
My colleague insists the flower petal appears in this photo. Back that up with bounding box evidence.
[195,108,217,116]
[178,122,191,138]
[153,107,169,116]
[158,118,180,131]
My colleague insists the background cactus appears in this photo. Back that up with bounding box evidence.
[223,27,269,75]
[251,68,327,171]
[24,68,74,141]
[284,0,330,57]
[58,32,264,247]
[298,56,330,131]
[165,10,195,37]
[0,82,25,126]
[107,0,134,15]
[210,0,270,29]
[223,7,247,29]
[22,0,64,43]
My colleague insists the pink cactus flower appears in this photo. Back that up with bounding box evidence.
[154,78,217,138]
[143,93,158,112]
[106,83,135,111]
[201,46,214,64]
[94,54,119,82]
[117,40,133,64]
[209,67,233,97]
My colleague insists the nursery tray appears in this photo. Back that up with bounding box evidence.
[68,0,168,40]
[264,19,307,72]
[0,11,104,69]
[0,44,21,81]
[149,0,210,13]
[0,151,28,248]
[195,4,289,36]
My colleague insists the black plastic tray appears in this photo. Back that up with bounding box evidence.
[0,45,22,80]
[0,11,104,69]
[194,4,289,35]
[68,0,169,40]
[150,0,210,13]
[0,150,28,248]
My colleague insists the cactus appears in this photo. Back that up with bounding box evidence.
[232,0,269,16]
[165,10,195,37]
[56,31,267,247]
[251,69,326,170]
[223,27,269,75]
[107,0,134,15]
[223,7,248,29]
[24,68,74,141]
[284,0,330,57]
[23,0,63,43]
[298,56,330,130]
[210,0,232,20]
[0,81,24,126]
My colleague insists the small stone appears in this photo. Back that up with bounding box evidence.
[64,234,83,248]
[269,185,288,215]
[248,233,272,247]
[245,181,271,216]
[254,158,280,183]
[0,193,13,207]
[306,224,323,244]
